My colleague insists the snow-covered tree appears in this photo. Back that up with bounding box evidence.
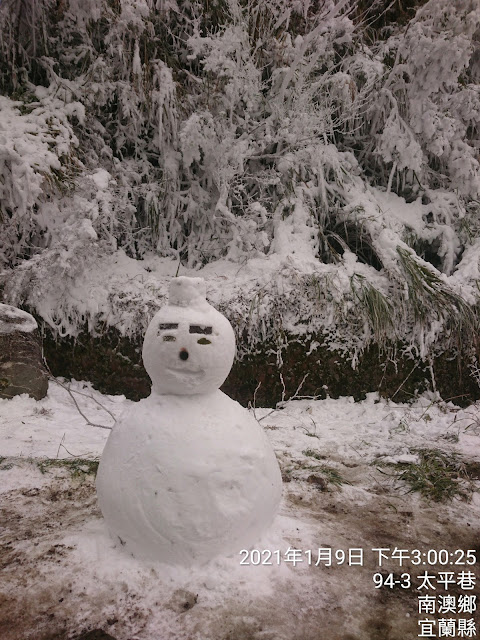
[0,0,479,370]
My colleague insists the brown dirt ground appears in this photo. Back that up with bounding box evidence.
[0,459,478,640]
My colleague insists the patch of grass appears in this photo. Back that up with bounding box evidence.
[287,452,350,490]
[302,448,327,460]
[304,463,350,489]
[316,465,348,488]
[441,432,459,443]
[0,457,14,471]
[383,449,475,502]
[36,458,99,478]
[464,461,480,480]
[33,407,53,417]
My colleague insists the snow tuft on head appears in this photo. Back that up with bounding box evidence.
[168,277,207,308]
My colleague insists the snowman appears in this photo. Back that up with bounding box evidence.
[96,276,282,565]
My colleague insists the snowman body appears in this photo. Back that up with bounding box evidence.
[96,277,282,565]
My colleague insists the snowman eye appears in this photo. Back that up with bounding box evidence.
[189,325,212,335]
[197,337,211,345]
[158,323,178,339]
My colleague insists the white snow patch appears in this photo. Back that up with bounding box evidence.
[0,382,479,639]
[0,303,37,334]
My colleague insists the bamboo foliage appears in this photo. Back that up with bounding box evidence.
[0,0,479,363]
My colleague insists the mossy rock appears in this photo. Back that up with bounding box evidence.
[0,304,48,401]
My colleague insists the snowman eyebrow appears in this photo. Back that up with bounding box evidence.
[189,325,212,335]
[158,323,178,330]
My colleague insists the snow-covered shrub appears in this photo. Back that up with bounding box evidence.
[0,94,80,265]
[0,0,479,373]
[361,0,480,198]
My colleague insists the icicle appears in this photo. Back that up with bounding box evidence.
[387,162,397,194]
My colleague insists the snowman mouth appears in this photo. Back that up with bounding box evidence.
[166,367,206,378]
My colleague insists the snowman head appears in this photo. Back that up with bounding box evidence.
[142,277,236,395]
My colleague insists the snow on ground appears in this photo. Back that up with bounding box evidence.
[1,381,480,640]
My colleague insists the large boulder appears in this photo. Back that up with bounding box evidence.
[0,304,48,400]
